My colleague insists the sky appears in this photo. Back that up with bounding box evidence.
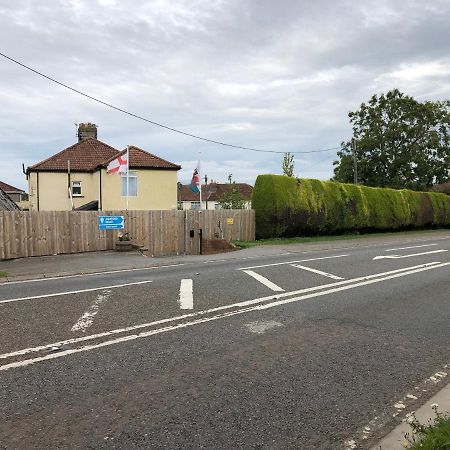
[1,0,449,191]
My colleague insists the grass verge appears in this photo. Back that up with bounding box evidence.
[405,407,450,449]
[0,272,7,278]
[234,229,450,249]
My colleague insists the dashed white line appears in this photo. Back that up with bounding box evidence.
[179,279,194,309]
[291,264,344,280]
[242,270,284,291]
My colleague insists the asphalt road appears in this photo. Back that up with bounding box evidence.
[0,234,449,449]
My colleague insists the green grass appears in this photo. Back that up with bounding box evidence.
[234,229,449,249]
[0,272,7,278]
[408,415,450,449]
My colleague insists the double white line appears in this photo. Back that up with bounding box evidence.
[1,261,449,373]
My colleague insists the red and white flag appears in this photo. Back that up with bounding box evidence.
[107,153,128,174]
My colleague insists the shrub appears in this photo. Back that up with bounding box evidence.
[252,175,450,239]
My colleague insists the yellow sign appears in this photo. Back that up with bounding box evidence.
[227,218,234,225]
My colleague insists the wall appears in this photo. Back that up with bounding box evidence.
[98,168,178,211]
[28,171,97,211]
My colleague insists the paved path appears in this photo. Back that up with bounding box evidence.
[0,231,449,449]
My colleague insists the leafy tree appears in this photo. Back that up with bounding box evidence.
[333,89,450,190]
[282,152,295,177]
[218,175,246,209]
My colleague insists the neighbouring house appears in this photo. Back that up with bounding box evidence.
[0,181,26,203]
[27,123,181,211]
[177,182,253,210]
[0,187,20,211]
[431,181,450,195]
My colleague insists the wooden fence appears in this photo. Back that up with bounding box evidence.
[0,210,255,260]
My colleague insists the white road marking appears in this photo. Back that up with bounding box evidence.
[1,261,449,372]
[0,280,153,305]
[373,249,447,260]
[179,279,194,309]
[238,254,349,270]
[384,243,438,252]
[245,320,283,334]
[242,270,284,291]
[71,290,112,333]
[0,262,440,362]
[291,264,344,280]
[0,264,183,286]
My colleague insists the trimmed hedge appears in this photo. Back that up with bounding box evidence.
[252,175,450,239]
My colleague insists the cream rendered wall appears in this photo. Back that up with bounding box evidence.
[101,169,178,211]
[29,171,98,211]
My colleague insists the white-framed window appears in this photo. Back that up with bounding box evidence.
[191,201,201,210]
[71,181,82,197]
[214,203,221,210]
[121,172,138,197]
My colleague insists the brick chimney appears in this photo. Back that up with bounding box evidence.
[77,123,98,142]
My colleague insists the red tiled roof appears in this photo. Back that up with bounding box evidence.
[102,146,181,170]
[178,183,253,201]
[0,181,24,193]
[28,141,181,172]
[28,139,119,172]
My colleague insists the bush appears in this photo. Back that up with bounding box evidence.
[252,175,450,239]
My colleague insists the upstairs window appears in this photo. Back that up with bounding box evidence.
[71,181,82,197]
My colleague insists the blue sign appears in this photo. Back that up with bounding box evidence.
[98,215,125,230]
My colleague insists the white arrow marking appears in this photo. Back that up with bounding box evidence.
[373,249,447,260]
[385,243,438,252]
[291,264,344,280]
[179,279,194,309]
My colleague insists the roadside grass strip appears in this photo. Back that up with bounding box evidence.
[0,261,449,372]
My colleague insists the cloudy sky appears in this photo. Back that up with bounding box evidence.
[1,0,449,191]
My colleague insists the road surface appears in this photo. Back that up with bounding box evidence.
[0,234,449,449]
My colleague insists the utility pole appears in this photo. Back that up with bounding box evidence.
[204,174,208,210]
[352,139,358,184]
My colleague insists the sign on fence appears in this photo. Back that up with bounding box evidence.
[98,215,125,230]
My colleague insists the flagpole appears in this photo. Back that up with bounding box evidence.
[126,146,129,211]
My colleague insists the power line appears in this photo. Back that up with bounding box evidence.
[0,51,340,155]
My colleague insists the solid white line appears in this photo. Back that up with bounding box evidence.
[0,264,184,286]
[239,254,349,270]
[291,264,344,280]
[0,262,440,362]
[179,279,194,309]
[1,261,449,372]
[71,290,111,333]
[0,280,153,305]
[385,244,438,252]
[243,270,284,291]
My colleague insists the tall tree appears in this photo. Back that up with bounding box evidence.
[333,89,450,190]
[282,152,295,177]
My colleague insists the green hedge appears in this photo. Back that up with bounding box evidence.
[252,175,450,239]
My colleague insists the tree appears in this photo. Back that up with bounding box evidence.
[217,175,246,209]
[282,152,295,177]
[333,89,450,190]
